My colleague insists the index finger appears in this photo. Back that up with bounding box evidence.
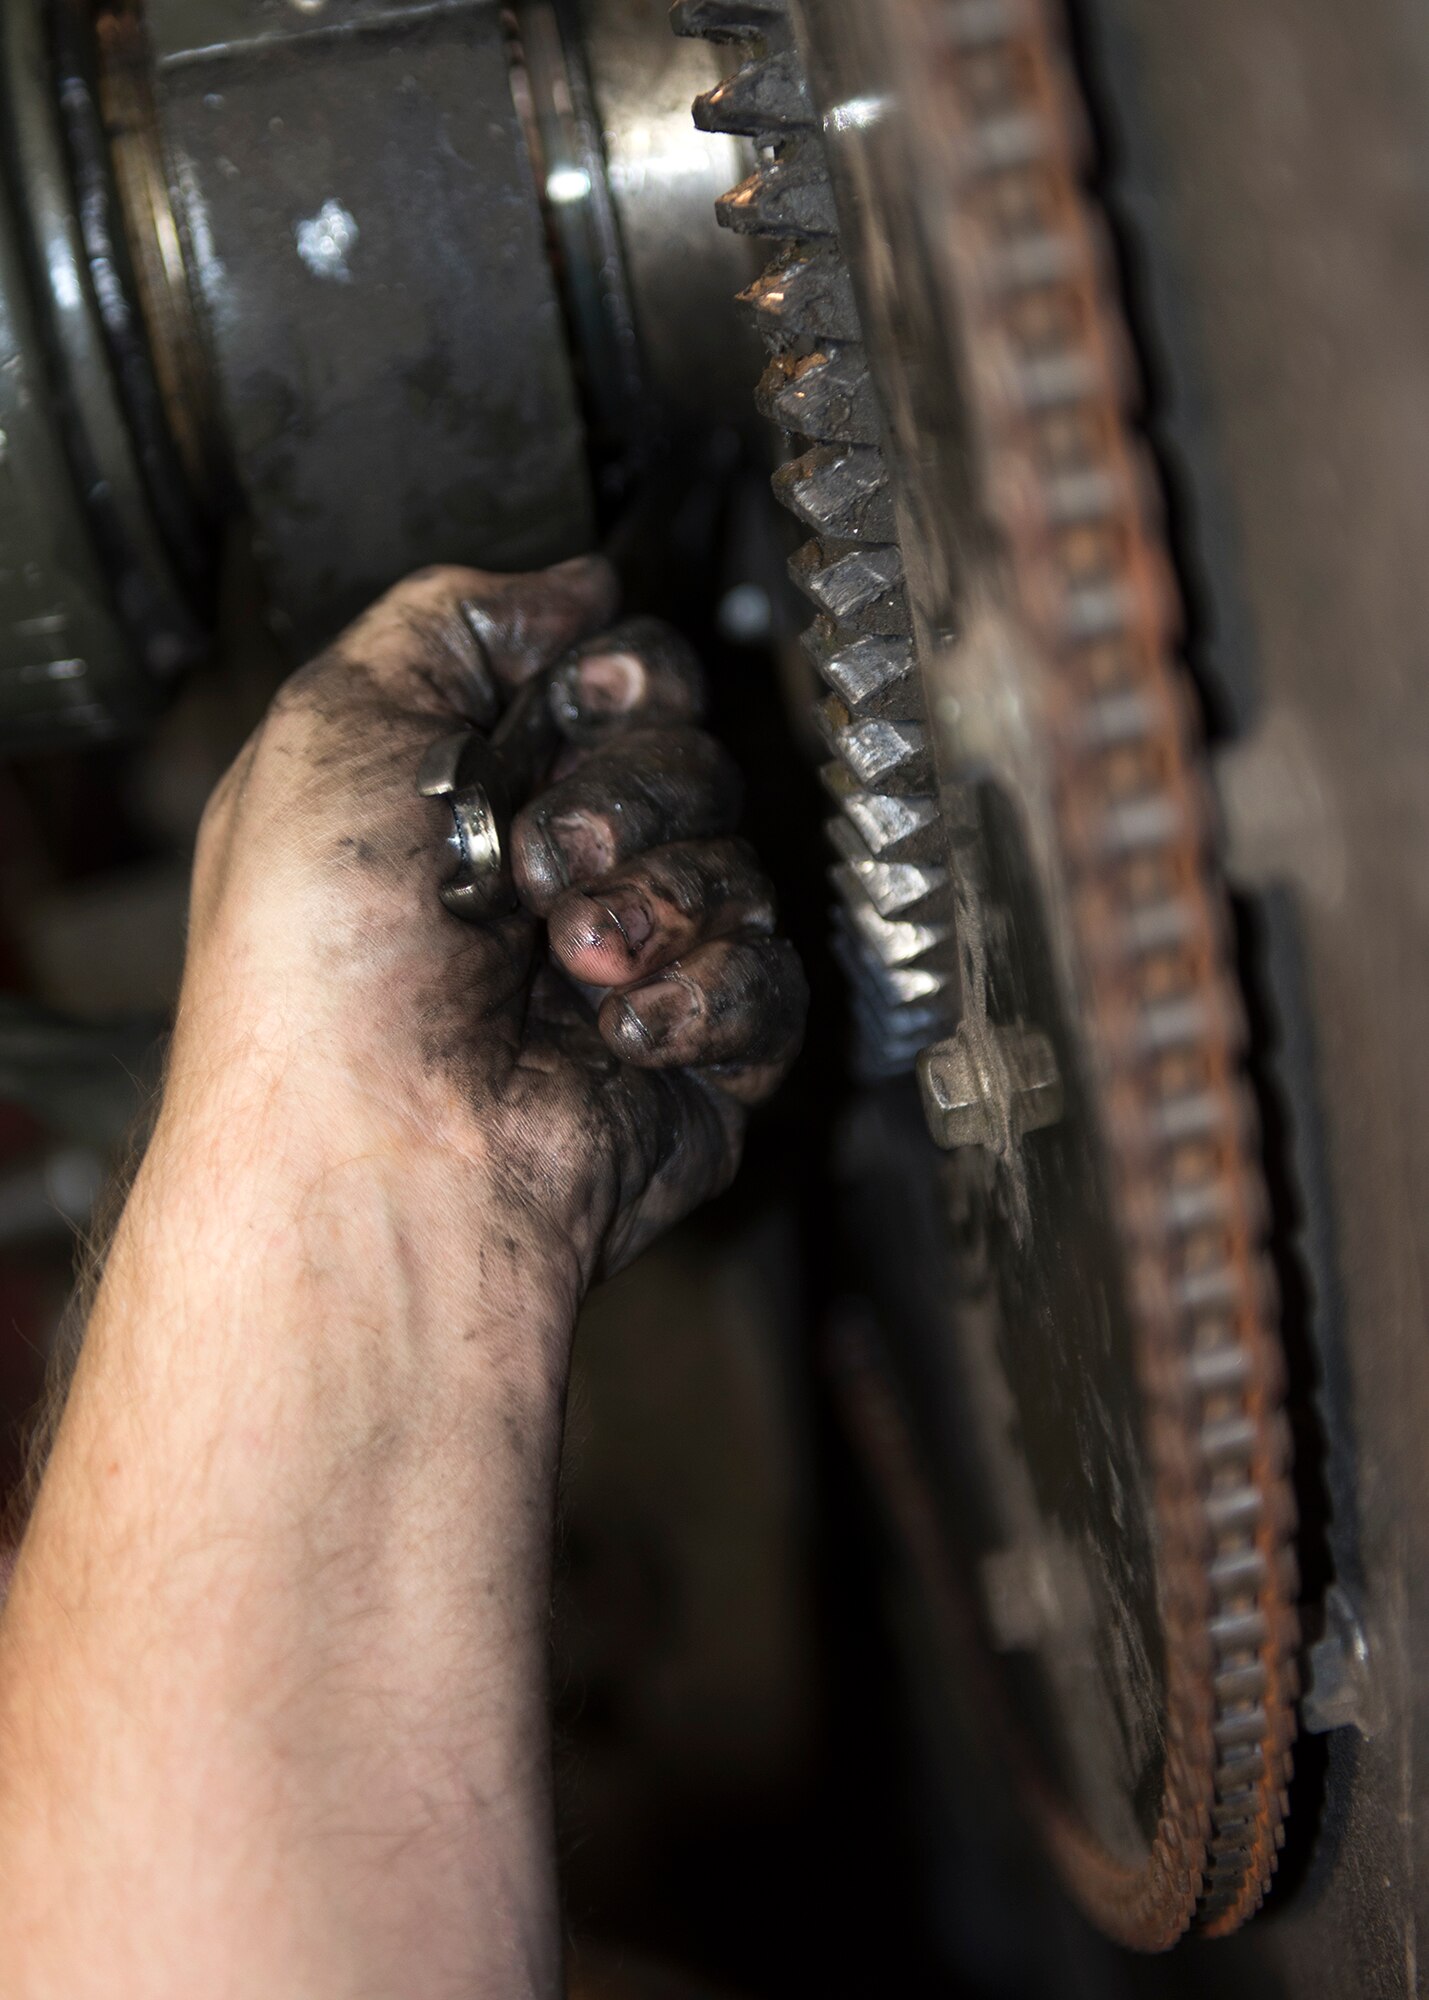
[326,556,620,723]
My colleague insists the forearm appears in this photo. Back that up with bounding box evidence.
[0,1072,577,2000]
[0,558,804,1997]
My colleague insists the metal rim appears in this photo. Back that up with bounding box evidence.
[91,0,229,537]
[3,0,205,681]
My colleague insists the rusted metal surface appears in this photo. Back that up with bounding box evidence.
[1082,0,1429,1986]
[682,0,1299,1946]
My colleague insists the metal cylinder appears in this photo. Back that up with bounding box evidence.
[0,0,756,743]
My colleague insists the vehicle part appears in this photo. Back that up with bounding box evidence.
[0,0,755,745]
[0,0,208,741]
[1083,0,1429,1985]
[680,0,1298,1947]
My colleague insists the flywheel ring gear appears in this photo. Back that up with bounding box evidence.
[675,0,1299,1948]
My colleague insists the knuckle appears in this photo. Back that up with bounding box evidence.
[398,562,490,600]
[649,847,710,917]
[267,653,330,718]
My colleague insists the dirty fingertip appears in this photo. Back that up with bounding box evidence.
[600,993,650,1058]
[600,974,701,1063]
[551,648,646,734]
[512,819,570,913]
[576,650,645,715]
[513,806,616,911]
[548,886,652,982]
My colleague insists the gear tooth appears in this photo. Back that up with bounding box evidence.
[716,151,838,239]
[830,914,955,1077]
[964,109,1055,174]
[790,540,909,632]
[846,996,950,1076]
[1044,465,1127,526]
[693,49,813,135]
[834,928,952,1011]
[834,868,952,967]
[828,816,949,918]
[774,444,895,540]
[804,625,915,715]
[817,693,931,792]
[755,346,881,443]
[987,230,1081,294]
[840,953,951,1014]
[670,0,788,41]
[1007,346,1100,413]
[837,975,946,1075]
[850,1019,941,1080]
[822,764,944,861]
[741,248,862,347]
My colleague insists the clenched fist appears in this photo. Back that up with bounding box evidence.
[184,556,806,1296]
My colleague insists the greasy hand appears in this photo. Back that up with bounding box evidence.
[179,559,806,1304]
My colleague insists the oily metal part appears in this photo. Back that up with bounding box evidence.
[0,112,123,741]
[136,0,752,651]
[678,0,1298,1948]
[0,0,752,738]
[677,0,955,1080]
[578,0,762,444]
[137,0,594,653]
[508,0,758,477]
[94,1,227,526]
[0,0,205,743]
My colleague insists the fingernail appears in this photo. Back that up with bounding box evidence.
[520,822,570,899]
[616,974,700,1051]
[545,809,615,886]
[549,649,645,737]
[454,602,502,726]
[575,650,645,717]
[590,886,653,952]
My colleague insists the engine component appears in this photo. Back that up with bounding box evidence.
[0,0,755,745]
[680,0,1298,1948]
[0,0,209,741]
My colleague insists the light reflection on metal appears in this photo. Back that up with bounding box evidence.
[827,92,887,132]
[546,164,592,204]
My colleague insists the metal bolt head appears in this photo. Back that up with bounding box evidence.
[917,1021,1063,1153]
[1302,1584,1382,1737]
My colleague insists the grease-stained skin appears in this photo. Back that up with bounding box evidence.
[187,557,807,1288]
